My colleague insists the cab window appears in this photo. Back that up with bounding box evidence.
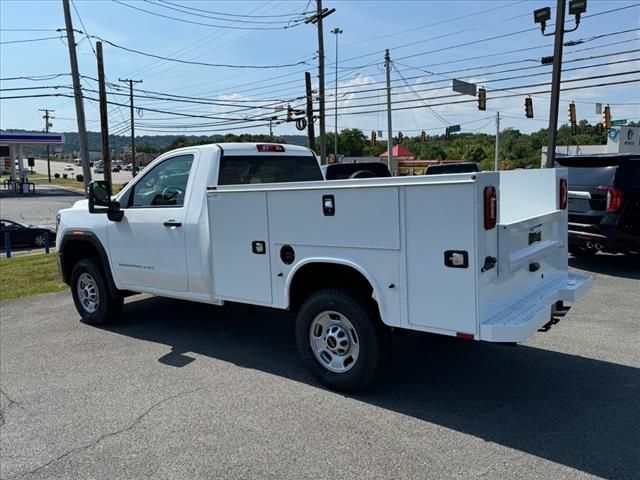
[129,155,194,208]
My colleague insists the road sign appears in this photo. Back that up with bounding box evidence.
[611,119,627,126]
[448,124,461,133]
[452,79,476,97]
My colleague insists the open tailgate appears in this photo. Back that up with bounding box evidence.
[478,169,592,342]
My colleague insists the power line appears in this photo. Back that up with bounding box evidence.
[335,3,640,69]
[0,35,65,45]
[0,73,70,81]
[82,32,314,69]
[111,0,305,30]
[157,0,315,18]
[0,28,59,32]
[324,77,640,117]
[123,1,302,80]
[143,0,307,25]
[343,1,526,48]
[322,50,640,103]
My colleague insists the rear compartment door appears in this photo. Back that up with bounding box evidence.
[404,182,477,334]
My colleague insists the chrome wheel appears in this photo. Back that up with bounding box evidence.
[34,234,46,247]
[309,310,360,373]
[77,272,99,313]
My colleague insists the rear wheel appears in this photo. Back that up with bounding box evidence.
[71,258,123,325]
[296,289,387,393]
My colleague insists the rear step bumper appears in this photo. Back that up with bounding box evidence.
[479,273,592,343]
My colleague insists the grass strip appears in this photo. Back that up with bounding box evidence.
[0,253,68,302]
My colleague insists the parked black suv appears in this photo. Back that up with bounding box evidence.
[556,154,640,256]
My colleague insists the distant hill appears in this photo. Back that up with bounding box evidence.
[0,129,309,157]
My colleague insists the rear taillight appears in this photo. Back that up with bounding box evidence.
[595,186,624,213]
[559,178,568,210]
[484,186,497,230]
[257,144,285,152]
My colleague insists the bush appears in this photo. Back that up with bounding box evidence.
[76,174,84,182]
[62,173,68,179]
[54,173,60,179]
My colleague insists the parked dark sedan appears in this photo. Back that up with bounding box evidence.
[0,219,56,248]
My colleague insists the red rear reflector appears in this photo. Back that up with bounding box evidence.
[595,186,625,213]
[484,186,497,230]
[456,332,474,340]
[559,178,568,210]
[256,144,285,152]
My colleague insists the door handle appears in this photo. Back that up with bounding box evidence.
[163,220,182,228]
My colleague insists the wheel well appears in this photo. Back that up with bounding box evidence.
[61,239,101,283]
[289,263,377,313]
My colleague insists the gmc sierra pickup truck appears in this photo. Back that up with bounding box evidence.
[57,143,591,392]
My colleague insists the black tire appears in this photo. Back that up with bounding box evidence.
[70,258,123,325]
[569,246,597,258]
[295,289,387,393]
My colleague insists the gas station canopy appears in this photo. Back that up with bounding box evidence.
[0,132,65,183]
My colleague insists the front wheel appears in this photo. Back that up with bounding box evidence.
[295,289,387,393]
[71,258,123,325]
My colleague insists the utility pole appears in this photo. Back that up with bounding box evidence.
[305,71,316,152]
[331,27,343,158]
[96,41,112,188]
[39,108,54,183]
[385,49,394,175]
[118,78,142,175]
[495,111,500,171]
[62,0,91,194]
[305,1,335,165]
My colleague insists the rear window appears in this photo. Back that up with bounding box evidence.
[556,157,620,187]
[218,155,323,185]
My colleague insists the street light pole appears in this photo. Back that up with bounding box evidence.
[331,27,342,159]
[533,0,587,168]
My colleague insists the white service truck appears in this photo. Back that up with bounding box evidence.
[56,143,591,392]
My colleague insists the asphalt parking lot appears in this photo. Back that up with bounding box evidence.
[1,255,638,479]
[0,185,81,230]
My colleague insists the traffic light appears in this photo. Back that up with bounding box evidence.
[421,130,427,142]
[571,123,577,135]
[525,97,534,118]
[370,130,377,146]
[477,88,486,111]
[568,102,576,124]
[445,127,450,140]
[596,122,603,135]
[602,104,611,129]
[398,131,403,143]
[286,104,293,122]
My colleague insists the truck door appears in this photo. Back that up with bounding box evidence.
[107,154,195,292]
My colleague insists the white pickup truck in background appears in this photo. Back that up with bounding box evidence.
[56,143,591,391]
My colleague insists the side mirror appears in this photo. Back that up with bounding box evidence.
[88,180,111,212]
[88,181,124,222]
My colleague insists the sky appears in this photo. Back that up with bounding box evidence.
[1,0,639,140]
